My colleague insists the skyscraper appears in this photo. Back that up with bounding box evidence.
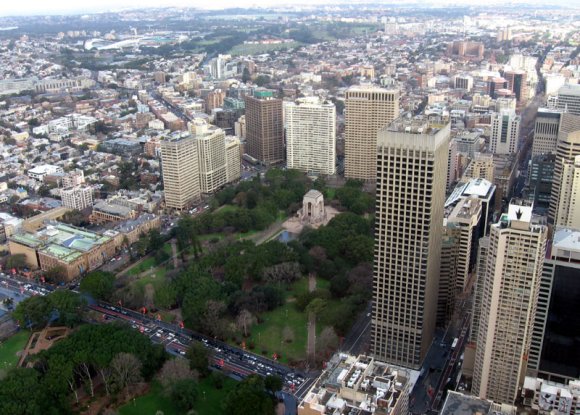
[471,200,548,404]
[548,113,580,224]
[555,155,580,229]
[190,120,228,194]
[555,84,580,115]
[528,227,580,382]
[531,109,561,157]
[372,119,449,369]
[160,132,200,210]
[490,110,520,155]
[344,86,399,180]
[244,90,284,165]
[285,98,336,175]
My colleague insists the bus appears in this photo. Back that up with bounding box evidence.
[451,338,459,349]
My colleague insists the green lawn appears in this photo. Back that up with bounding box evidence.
[195,376,237,415]
[118,382,178,415]
[128,257,157,276]
[0,331,30,371]
[118,377,237,415]
[132,268,168,291]
[325,188,336,200]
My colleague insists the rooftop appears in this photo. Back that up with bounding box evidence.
[441,391,516,415]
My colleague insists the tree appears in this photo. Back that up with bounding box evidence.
[236,309,255,337]
[209,371,226,389]
[264,375,283,396]
[48,290,86,327]
[5,254,27,270]
[12,295,51,329]
[316,326,339,355]
[186,342,212,378]
[0,368,47,415]
[306,298,327,319]
[143,283,156,311]
[170,379,198,412]
[44,266,67,284]
[158,358,197,393]
[79,271,115,300]
[224,375,274,415]
[254,75,271,87]
[242,67,251,83]
[155,282,177,309]
[110,352,143,397]
[147,229,164,252]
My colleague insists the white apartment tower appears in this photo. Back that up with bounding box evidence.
[556,155,580,229]
[191,120,228,194]
[555,84,580,116]
[345,86,399,180]
[285,98,336,175]
[225,136,242,183]
[160,132,201,210]
[490,110,520,155]
[372,119,449,369]
[472,200,548,404]
[60,186,93,211]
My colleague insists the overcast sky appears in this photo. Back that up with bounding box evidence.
[0,0,571,17]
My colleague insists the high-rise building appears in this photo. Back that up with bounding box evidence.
[528,227,580,382]
[490,110,520,155]
[555,84,580,115]
[462,153,494,183]
[244,90,284,165]
[471,200,548,404]
[225,136,242,184]
[438,197,482,325]
[372,119,449,369]
[503,70,528,104]
[548,114,580,224]
[555,155,580,229]
[531,109,561,157]
[190,120,227,194]
[344,86,399,180]
[160,132,200,210]
[527,154,555,209]
[60,186,93,211]
[285,98,336,175]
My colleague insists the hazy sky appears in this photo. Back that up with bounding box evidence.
[0,0,572,17]
[2,0,294,16]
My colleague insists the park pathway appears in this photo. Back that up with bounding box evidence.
[307,273,317,366]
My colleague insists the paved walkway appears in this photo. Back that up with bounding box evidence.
[307,273,317,365]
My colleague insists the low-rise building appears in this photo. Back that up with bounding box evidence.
[298,355,418,415]
[90,200,137,224]
[60,186,93,211]
[8,222,115,280]
[522,377,580,415]
[440,391,516,415]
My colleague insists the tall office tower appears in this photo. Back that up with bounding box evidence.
[556,155,580,229]
[531,109,561,157]
[447,139,458,189]
[244,90,284,165]
[190,120,227,194]
[372,119,449,369]
[60,186,93,211]
[555,84,580,115]
[160,132,200,210]
[490,110,521,155]
[503,70,528,104]
[285,98,336,175]
[527,154,555,209]
[548,113,580,223]
[225,136,242,183]
[344,86,399,180]
[437,197,483,325]
[472,200,548,404]
[470,237,489,343]
[528,227,580,382]
[453,74,474,91]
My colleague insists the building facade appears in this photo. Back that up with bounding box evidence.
[191,120,228,194]
[372,120,449,369]
[160,132,201,210]
[490,110,520,155]
[472,200,548,404]
[285,98,336,175]
[344,86,399,180]
[532,109,561,157]
[60,186,93,211]
[244,91,284,165]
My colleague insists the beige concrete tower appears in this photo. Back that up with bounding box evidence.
[372,119,449,369]
[548,113,580,223]
[344,86,399,180]
[556,155,580,229]
[190,120,227,194]
[472,200,548,404]
[160,132,200,210]
[285,98,336,175]
[531,109,561,157]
